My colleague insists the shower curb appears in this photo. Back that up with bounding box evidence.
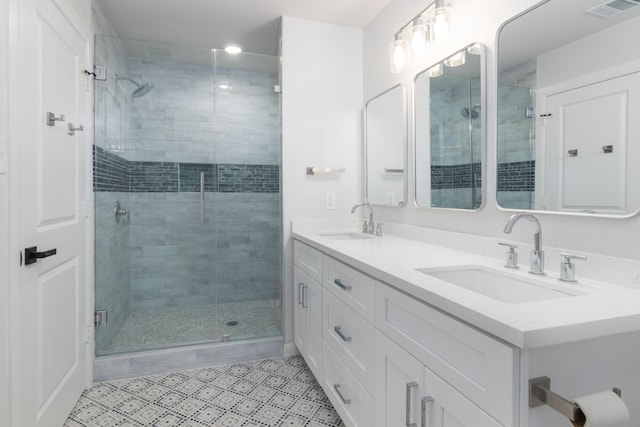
[93,336,284,382]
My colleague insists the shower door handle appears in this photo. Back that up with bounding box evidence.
[200,172,205,223]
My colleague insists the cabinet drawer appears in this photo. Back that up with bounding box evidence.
[294,240,323,283]
[323,256,375,323]
[323,290,376,394]
[375,283,517,426]
[323,343,374,427]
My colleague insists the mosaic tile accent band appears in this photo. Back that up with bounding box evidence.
[497,160,535,192]
[430,161,534,192]
[431,163,482,189]
[94,146,280,193]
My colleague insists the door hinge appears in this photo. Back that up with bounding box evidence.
[85,325,92,344]
[84,200,91,218]
[94,309,108,326]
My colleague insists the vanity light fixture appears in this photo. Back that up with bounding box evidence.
[444,50,465,67]
[467,43,483,55]
[389,0,453,73]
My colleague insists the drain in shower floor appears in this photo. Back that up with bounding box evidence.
[226,320,239,326]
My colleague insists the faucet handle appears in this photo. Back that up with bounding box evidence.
[375,223,384,236]
[498,242,518,269]
[559,252,587,282]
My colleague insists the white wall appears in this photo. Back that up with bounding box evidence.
[363,0,640,263]
[282,16,363,345]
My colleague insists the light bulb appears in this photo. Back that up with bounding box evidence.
[427,63,443,77]
[430,0,451,42]
[444,50,466,67]
[390,33,408,74]
[409,18,428,57]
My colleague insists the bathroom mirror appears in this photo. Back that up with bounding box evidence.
[497,0,640,216]
[414,43,485,210]
[365,84,407,206]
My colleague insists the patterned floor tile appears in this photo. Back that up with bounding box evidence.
[64,355,344,426]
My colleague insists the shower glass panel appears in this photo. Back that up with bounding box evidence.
[94,36,282,356]
[429,75,482,209]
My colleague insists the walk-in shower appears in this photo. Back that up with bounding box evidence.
[93,36,282,372]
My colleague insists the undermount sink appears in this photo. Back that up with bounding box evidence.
[416,265,585,304]
[319,232,375,240]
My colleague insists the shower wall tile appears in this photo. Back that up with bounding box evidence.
[178,163,217,192]
[93,146,130,192]
[218,164,280,193]
[497,160,535,191]
[129,161,179,192]
[431,163,482,189]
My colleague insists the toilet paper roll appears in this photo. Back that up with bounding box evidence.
[573,390,630,427]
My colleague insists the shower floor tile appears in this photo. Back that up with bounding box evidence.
[65,355,344,427]
[104,300,282,354]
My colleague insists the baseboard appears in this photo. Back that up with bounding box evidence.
[283,342,299,357]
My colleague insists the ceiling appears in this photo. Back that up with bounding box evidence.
[97,0,393,56]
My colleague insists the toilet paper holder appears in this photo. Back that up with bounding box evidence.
[529,376,621,423]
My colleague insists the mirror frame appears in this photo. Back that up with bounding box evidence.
[495,1,640,219]
[364,83,408,207]
[413,42,487,211]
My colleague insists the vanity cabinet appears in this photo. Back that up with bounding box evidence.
[293,240,517,427]
[293,241,323,380]
[376,332,503,427]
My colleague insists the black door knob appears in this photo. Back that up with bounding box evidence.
[24,246,57,265]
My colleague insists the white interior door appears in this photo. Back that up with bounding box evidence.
[538,71,640,213]
[13,0,90,425]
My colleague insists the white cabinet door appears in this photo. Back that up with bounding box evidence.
[423,367,503,427]
[12,0,90,425]
[375,332,424,427]
[293,265,308,357]
[293,265,322,379]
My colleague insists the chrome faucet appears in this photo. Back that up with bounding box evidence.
[351,202,375,235]
[503,213,545,275]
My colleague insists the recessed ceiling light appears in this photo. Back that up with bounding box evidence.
[224,44,242,54]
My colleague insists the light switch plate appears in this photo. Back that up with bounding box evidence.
[326,192,336,210]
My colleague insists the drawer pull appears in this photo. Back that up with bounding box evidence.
[334,326,352,342]
[298,282,304,305]
[302,285,309,308]
[406,381,418,427]
[421,396,434,427]
[334,278,352,291]
[333,383,351,405]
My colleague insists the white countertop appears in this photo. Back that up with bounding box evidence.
[292,224,640,349]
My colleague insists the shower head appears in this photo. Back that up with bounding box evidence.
[132,81,154,98]
[115,74,154,97]
[460,105,480,119]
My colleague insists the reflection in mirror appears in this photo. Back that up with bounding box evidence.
[365,84,407,206]
[415,43,485,210]
[497,0,640,216]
